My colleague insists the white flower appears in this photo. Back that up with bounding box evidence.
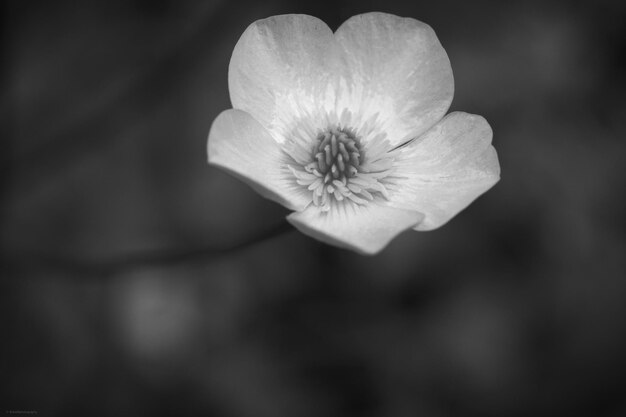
[208,12,500,255]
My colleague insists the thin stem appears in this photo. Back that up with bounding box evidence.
[2,220,294,277]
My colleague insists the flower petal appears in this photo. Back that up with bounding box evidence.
[334,12,454,147]
[207,109,311,211]
[287,203,424,255]
[228,14,336,141]
[391,112,500,231]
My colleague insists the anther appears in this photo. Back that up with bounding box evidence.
[305,162,317,173]
[316,153,326,172]
[360,189,374,200]
[319,133,331,150]
[350,152,360,166]
[337,154,345,172]
[308,179,322,190]
[325,145,332,166]
[338,142,350,162]
[331,135,338,157]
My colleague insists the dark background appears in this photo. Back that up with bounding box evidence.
[2,1,626,416]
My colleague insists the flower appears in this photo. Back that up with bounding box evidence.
[208,12,500,255]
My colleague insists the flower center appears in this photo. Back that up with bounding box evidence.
[304,128,361,184]
[287,124,394,212]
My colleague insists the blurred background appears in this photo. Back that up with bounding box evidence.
[2,0,626,416]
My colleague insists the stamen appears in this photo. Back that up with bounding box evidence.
[360,189,374,200]
[347,192,368,205]
[338,142,350,162]
[313,192,320,206]
[350,152,360,166]
[315,153,326,172]
[308,178,322,190]
[337,153,345,171]
[319,133,331,150]
[325,146,332,166]
[291,125,393,210]
[345,140,358,152]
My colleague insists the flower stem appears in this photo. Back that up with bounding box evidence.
[2,220,294,277]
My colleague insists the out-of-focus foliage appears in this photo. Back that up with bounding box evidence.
[3,1,626,416]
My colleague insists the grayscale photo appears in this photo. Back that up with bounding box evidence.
[3,1,625,416]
